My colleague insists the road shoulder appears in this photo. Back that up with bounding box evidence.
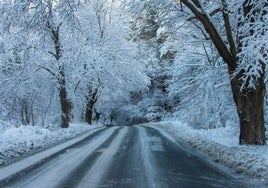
[0,126,104,185]
[142,122,267,187]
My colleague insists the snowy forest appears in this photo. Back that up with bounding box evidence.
[0,0,267,147]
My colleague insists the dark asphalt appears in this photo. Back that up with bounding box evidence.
[4,126,250,188]
[93,126,248,188]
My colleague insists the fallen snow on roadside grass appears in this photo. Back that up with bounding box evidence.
[0,123,101,166]
[147,121,268,185]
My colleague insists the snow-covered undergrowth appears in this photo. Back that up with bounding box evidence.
[150,121,268,185]
[0,123,100,166]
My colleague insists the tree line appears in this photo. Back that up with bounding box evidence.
[0,0,148,128]
[0,0,267,145]
[128,0,267,145]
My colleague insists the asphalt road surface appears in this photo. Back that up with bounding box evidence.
[4,125,249,188]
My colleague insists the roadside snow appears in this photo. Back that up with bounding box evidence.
[7,127,117,188]
[0,123,102,166]
[146,121,268,186]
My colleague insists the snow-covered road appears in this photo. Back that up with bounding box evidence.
[2,125,250,188]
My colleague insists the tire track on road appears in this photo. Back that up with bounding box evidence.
[77,126,129,188]
[9,127,120,188]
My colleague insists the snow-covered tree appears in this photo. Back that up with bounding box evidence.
[0,0,148,128]
[128,0,267,144]
[177,0,267,144]
[126,0,175,122]
[70,0,149,124]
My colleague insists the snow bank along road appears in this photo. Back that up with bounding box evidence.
[1,125,250,188]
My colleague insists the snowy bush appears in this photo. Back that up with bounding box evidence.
[0,123,94,165]
[0,121,17,133]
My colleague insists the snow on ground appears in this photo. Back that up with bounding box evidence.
[0,123,102,166]
[1,120,268,186]
[148,121,268,185]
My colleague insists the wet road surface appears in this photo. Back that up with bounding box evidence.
[3,125,249,188]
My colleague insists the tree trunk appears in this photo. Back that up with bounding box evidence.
[59,68,71,128]
[230,69,266,145]
[21,101,33,125]
[48,22,72,128]
[85,100,94,125]
[179,0,266,145]
[85,87,99,125]
[94,109,101,123]
[231,0,267,145]
[59,86,71,128]
[31,106,35,126]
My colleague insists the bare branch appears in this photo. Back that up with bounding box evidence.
[221,0,237,57]
[35,67,59,81]
[190,20,209,40]
[48,51,57,59]
[210,8,222,17]
[202,42,212,65]
[180,0,237,70]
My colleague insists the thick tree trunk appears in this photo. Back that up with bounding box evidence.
[59,86,71,128]
[232,0,267,144]
[230,70,266,145]
[179,0,266,145]
[85,87,99,125]
[59,68,71,128]
[48,22,72,128]
[85,100,94,125]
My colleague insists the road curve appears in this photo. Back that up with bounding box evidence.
[4,125,249,188]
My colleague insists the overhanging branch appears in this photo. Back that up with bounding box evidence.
[35,67,60,81]
[180,0,237,70]
[221,0,237,57]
